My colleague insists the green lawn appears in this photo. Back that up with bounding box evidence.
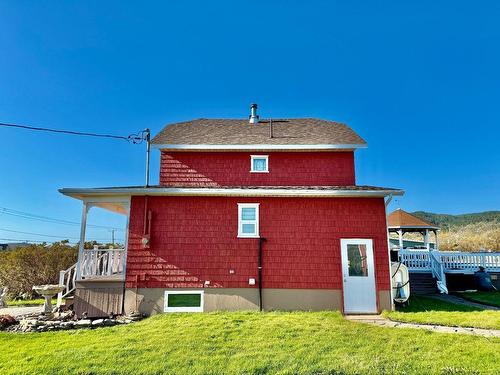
[1,311,499,374]
[5,299,57,307]
[383,295,500,330]
[458,291,500,308]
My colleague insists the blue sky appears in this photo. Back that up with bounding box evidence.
[0,1,499,244]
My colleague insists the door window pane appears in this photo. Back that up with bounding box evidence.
[347,244,368,277]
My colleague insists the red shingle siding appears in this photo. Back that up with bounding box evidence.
[159,152,355,186]
[125,196,390,292]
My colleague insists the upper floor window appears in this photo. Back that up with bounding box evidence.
[250,155,269,173]
[238,203,260,238]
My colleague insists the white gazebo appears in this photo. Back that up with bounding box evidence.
[387,209,439,251]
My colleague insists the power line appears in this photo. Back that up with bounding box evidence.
[0,207,124,231]
[0,227,124,242]
[0,237,78,245]
[0,121,147,144]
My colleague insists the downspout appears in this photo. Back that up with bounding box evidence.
[142,196,152,248]
[258,238,266,311]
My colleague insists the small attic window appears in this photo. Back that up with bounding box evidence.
[250,155,269,173]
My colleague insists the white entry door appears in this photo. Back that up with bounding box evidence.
[340,239,377,314]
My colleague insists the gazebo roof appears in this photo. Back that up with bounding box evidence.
[387,209,439,230]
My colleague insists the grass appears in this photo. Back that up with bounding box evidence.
[0,311,499,375]
[383,295,500,330]
[5,299,57,307]
[458,291,500,308]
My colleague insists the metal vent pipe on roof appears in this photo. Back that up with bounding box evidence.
[249,103,259,124]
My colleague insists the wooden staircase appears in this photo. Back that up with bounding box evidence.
[409,273,439,295]
[57,263,77,307]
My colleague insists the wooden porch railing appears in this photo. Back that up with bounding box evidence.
[57,248,126,306]
[398,250,431,271]
[398,249,500,274]
[439,252,500,273]
[429,251,448,294]
[80,248,126,279]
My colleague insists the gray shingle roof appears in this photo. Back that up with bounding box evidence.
[151,118,366,147]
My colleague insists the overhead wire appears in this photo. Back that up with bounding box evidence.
[0,237,78,245]
[0,121,147,242]
[0,207,124,231]
[0,227,124,242]
[0,121,147,144]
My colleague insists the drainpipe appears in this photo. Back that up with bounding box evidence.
[258,238,266,311]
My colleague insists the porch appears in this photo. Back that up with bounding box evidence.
[57,198,130,311]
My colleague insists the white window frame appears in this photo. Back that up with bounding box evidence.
[164,290,204,313]
[237,203,260,238]
[250,155,269,173]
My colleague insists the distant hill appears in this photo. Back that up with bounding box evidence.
[412,211,500,230]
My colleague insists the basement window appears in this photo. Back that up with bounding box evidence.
[238,203,260,238]
[164,291,204,312]
[250,155,269,173]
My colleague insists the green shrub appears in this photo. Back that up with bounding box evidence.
[0,242,77,299]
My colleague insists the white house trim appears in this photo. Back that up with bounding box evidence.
[151,143,367,151]
[60,187,404,199]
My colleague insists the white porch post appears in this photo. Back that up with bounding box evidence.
[434,230,439,251]
[398,229,404,250]
[75,202,89,281]
[424,229,430,251]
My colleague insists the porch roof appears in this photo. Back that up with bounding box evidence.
[60,184,404,202]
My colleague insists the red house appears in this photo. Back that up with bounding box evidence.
[59,105,403,317]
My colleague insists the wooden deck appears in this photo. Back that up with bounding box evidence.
[398,249,500,294]
[398,249,500,274]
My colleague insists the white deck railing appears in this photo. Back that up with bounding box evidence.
[439,252,500,273]
[429,251,448,293]
[398,249,500,274]
[57,263,77,307]
[80,248,126,280]
[398,250,431,271]
[56,248,126,306]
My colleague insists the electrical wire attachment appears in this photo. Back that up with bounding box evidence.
[0,121,149,144]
